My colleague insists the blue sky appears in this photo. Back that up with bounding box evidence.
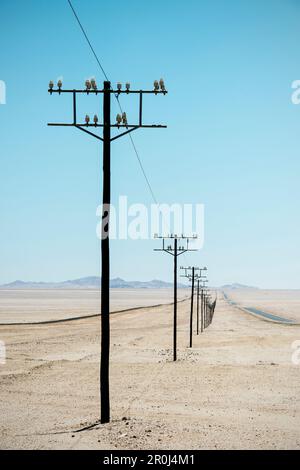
[1,0,300,288]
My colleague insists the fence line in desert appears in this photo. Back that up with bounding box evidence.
[204,296,217,329]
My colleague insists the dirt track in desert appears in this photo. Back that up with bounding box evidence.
[0,292,300,450]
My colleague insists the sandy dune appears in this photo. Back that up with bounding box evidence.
[0,291,299,449]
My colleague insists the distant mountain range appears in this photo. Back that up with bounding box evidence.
[221,283,258,290]
[0,278,257,290]
[0,276,187,289]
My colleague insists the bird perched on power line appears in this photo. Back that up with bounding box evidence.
[91,78,97,90]
[122,112,127,125]
[116,114,122,126]
[159,78,165,92]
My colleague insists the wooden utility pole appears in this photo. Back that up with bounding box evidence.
[181,267,207,345]
[100,81,111,423]
[190,267,195,347]
[196,279,200,335]
[48,78,167,423]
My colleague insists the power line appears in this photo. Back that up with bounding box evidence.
[67,0,109,82]
[66,0,193,265]
[127,133,158,205]
[67,0,159,206]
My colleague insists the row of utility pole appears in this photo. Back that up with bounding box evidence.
[153,235,197,361]
[180,266,208,347]
[47,78,217,426]
[154,244,217,360]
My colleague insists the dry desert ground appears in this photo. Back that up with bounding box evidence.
[0,288,300,449]
[0,288,190,324]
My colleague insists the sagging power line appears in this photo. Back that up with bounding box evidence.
[67,0,160,207]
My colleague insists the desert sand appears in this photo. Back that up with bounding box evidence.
[0,289,300,449]
[0,288,189,324]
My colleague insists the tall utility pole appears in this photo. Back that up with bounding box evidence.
[196,279,199,335]
[201,285,204,333]
[190,267,195,348]
[101,81,111,423]
[154,235,197,361]
[48,78,167,424]
[204,285,210,329]
[180,266,202,347]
